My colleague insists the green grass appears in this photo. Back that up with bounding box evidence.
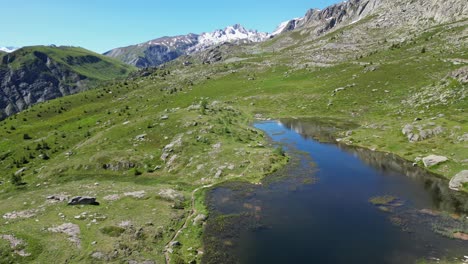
[369,196,398,206]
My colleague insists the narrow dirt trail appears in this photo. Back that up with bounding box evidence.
[164,183,213,264]
[164,154,254,264]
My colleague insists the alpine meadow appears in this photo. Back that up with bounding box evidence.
[0,0,467,263]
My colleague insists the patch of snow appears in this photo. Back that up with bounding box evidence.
[0,46,19,53]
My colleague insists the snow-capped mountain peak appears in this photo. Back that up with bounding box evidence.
[199,24,270,45]
[186,24,270,53]
[0,46,19,53]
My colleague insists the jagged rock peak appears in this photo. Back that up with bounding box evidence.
[272,0,468,36]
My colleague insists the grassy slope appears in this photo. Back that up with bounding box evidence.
[3,46,136,81]
[0,66,287,263]
[0,20,466,264]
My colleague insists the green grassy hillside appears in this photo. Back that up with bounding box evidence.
[0,45,137,118]
[2,46,136,81]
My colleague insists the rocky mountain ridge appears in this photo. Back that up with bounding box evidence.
[104,24,270,68]
[273,0,468,36]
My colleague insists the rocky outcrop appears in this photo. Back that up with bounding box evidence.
[402,124,444,143]
[449,170,468,191]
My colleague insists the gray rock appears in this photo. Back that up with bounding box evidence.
[449,170,468,191]
[193,214,207,226]
[14,167,27,176]
[422,155,448,167]
[170,241,181,247]
[48,223,81,247]
[402,124,413,136]
[214,169,223,178]
[47,194,69,202]
[449,66,468,84]
[0,234,31,257]
[157,189,184,202]
[124,191,146,199]
[68,196,99,206]
[91,251,107,260]
[103,161,135,171]
[458,133,468,142]
[135,134,147,141]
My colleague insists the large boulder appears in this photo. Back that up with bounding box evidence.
[422,155,448,167]
[449,170,468,191]
[68,196,99,206]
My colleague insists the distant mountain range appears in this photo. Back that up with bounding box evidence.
[104,24,271,68]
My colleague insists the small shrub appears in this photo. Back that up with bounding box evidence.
[11,173,25,186]
[99,226,125,237]
[23,133,32,140]
[273,146,286,157]
[134,168,143,176]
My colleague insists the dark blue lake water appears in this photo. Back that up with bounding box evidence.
[204,119,468,264]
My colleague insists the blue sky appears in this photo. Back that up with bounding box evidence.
[1,0,340,53]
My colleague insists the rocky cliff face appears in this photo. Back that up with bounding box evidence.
[0,53,85,118]
[0,46,134,119]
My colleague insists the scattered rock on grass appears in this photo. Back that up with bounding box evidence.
[0,234,31,257]
[91,251,108,261]
[103,194,121,201]
[3,209,40,220]
[46,194,69,203]
[422,155,448,167]
[135,134,147,141]
[15,167,28,176]
[124,191,146,199]
[449,170,468,191]
[48,223,81,247]
[193,214,207,226]
[157,189,184,202]
[214,169,223,178]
